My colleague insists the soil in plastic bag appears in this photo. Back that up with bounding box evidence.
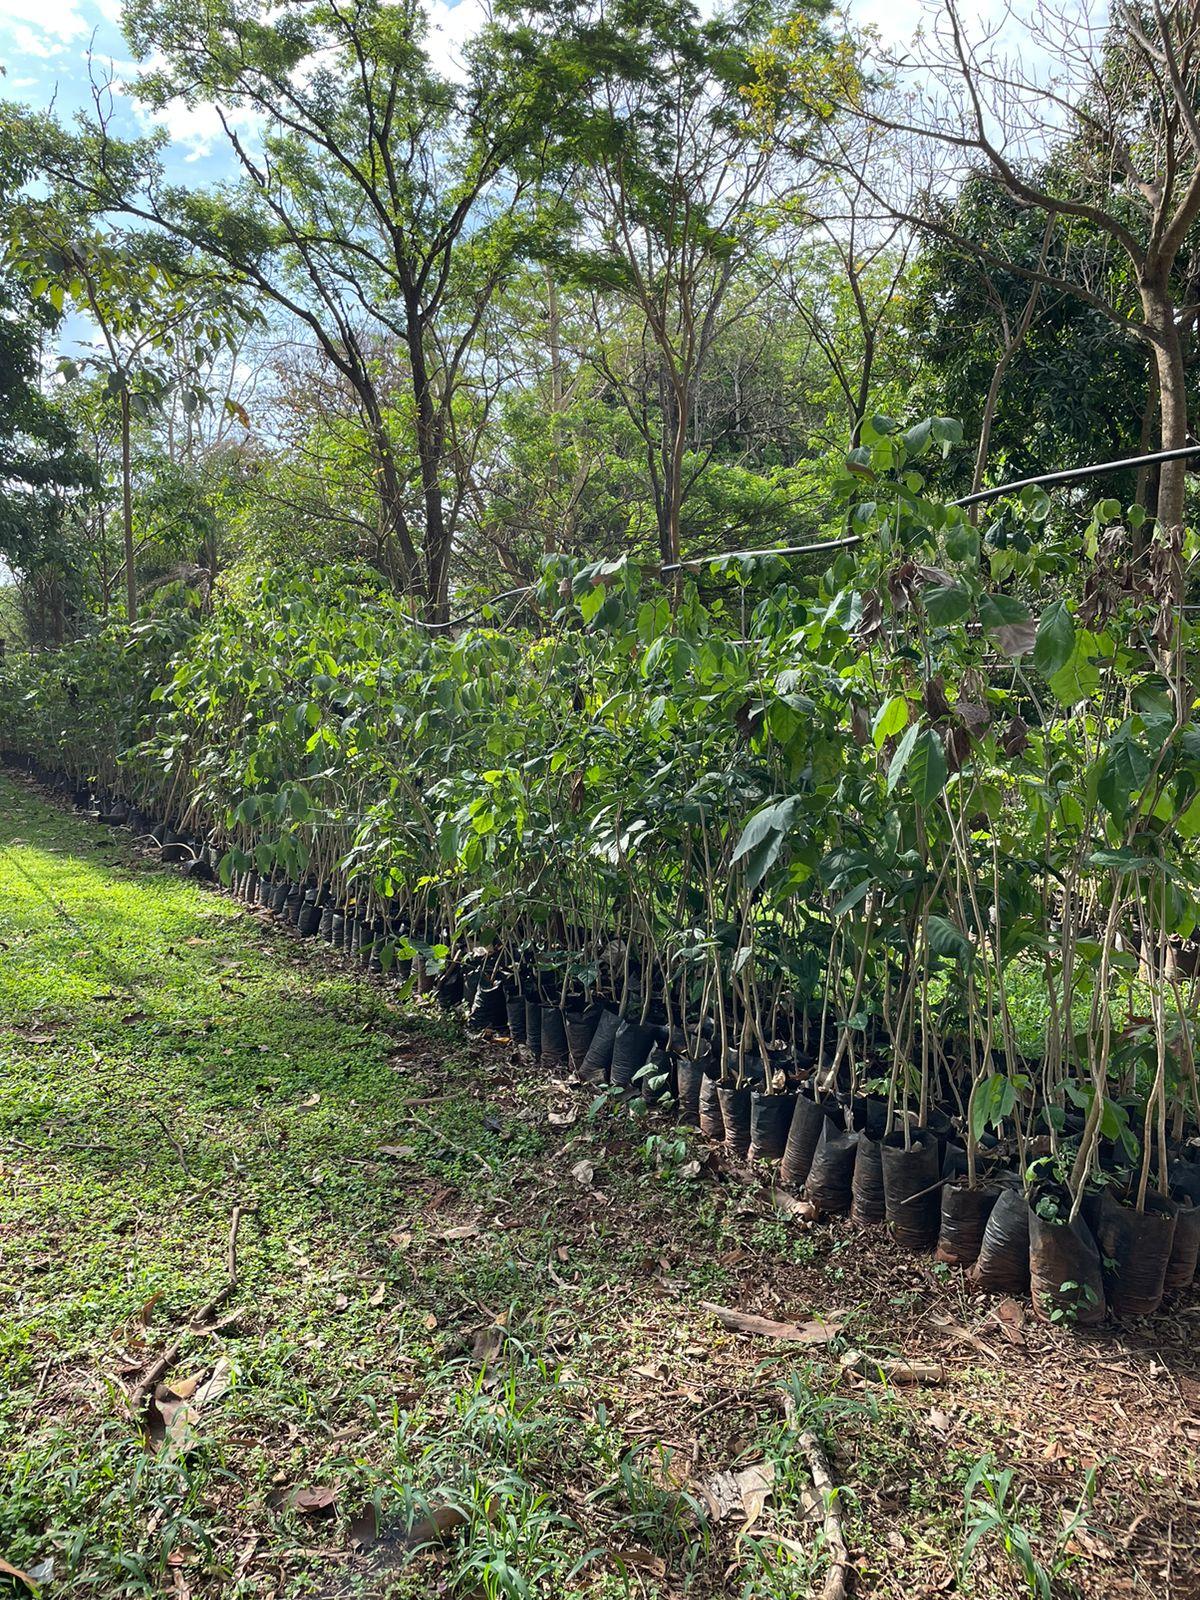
[781,1093,834,1189]
[523,996,543,1060]
[1096,1189,1177,1319]
[564,1004,601,1077]
[580,1008,620,1085]
[968,1187,1030,1294]
[805,1119,858,1215]
[1028,1199,1106,1327]
[718,1083,753,1162]
[504,993,527,1044]
[699,1074,725,1143]
[749,1091,796,1163]
[611,1018,657,1093]
[935,1181,1000,1268]
[882,1130,942,1251]
[676,1048,709,1127]
[851,1133,886,1226]
[1165,1191,1200,1293]
[540,1005,570,1070]
[468,981,508,1032]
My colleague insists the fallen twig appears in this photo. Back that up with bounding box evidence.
[404,1111,495,1173]
[701,1301,843,1344]
[192,1202,253,1326]
[148,1110,193,1179]
[840,1348,944,1384]
[783,1393,854,1600]
[800,1427,854,1600]
[127,1202,253,1417]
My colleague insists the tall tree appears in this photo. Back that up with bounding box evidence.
[9,222,248,623]
[0,118,94,645]
[551,0,857,571]
[844,0,1200,545]
[34,0,583,620]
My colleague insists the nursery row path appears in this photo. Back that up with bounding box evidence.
[0,769,1196,1600]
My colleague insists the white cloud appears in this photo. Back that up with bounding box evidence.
[0,0,90,51]
[423,0,489,83]
[131,91,262,162]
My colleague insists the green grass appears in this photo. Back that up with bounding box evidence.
[0,773,1171,1599]
[0,775,776,1598]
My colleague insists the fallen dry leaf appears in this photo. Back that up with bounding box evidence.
[608,1545,667,1579]
[134,1290,163,1327]
[348,1505,378,1551]
[291,1486,337,1516]
[700,1302,842,1344]
[404,1502,477,1546]
[439,1223,481,1241]
[164,1399,202,1457]
[192,1358,234,1408]
[471,1325,505,1365]
[571,1159,595,1186]
[993,1297,1027,1345]
[737,1463,775,1534]
[699,1460,775,1530]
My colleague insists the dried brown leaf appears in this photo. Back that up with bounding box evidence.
[291,1486,337,1516]
[700,1302,842,1343]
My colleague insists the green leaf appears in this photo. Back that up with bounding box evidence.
[731,796,802,890]
[978,592,1031,628]
[831,879,871,918]
[971,1073,1016,1142]
[922,584,972,625]
[1032,600,1075,679]
[908,729,948,808]
[872,695,909,748]
[927,914,972,965]
[579,584,606,624]
[1097,735,1153,817]
[1048,636,1101,706]
[902,418,933,458]
[885,722,920,794]
[944,521,979,563]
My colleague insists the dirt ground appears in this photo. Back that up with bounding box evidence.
[1,770,1197,1599]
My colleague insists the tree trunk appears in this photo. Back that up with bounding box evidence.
[1134,354,1161,524]
[970,348,1013,510]
[657,370,687,573]
[405,306,450,623]
[1143,283,1189,533]
[546,273,564,557]
[849,328,875,449]
[1142,280,1190,713]
[120,386,136,625]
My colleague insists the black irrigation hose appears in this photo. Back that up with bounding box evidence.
[950,442,1200,510]
[419,443,1200,632]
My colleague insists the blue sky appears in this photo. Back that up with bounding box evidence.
[0,0,245,185]
[1,0,928,188]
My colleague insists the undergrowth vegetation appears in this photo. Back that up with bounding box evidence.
[4,416,1200,1319]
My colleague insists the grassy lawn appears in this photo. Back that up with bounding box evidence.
[0,771,1194,1599]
